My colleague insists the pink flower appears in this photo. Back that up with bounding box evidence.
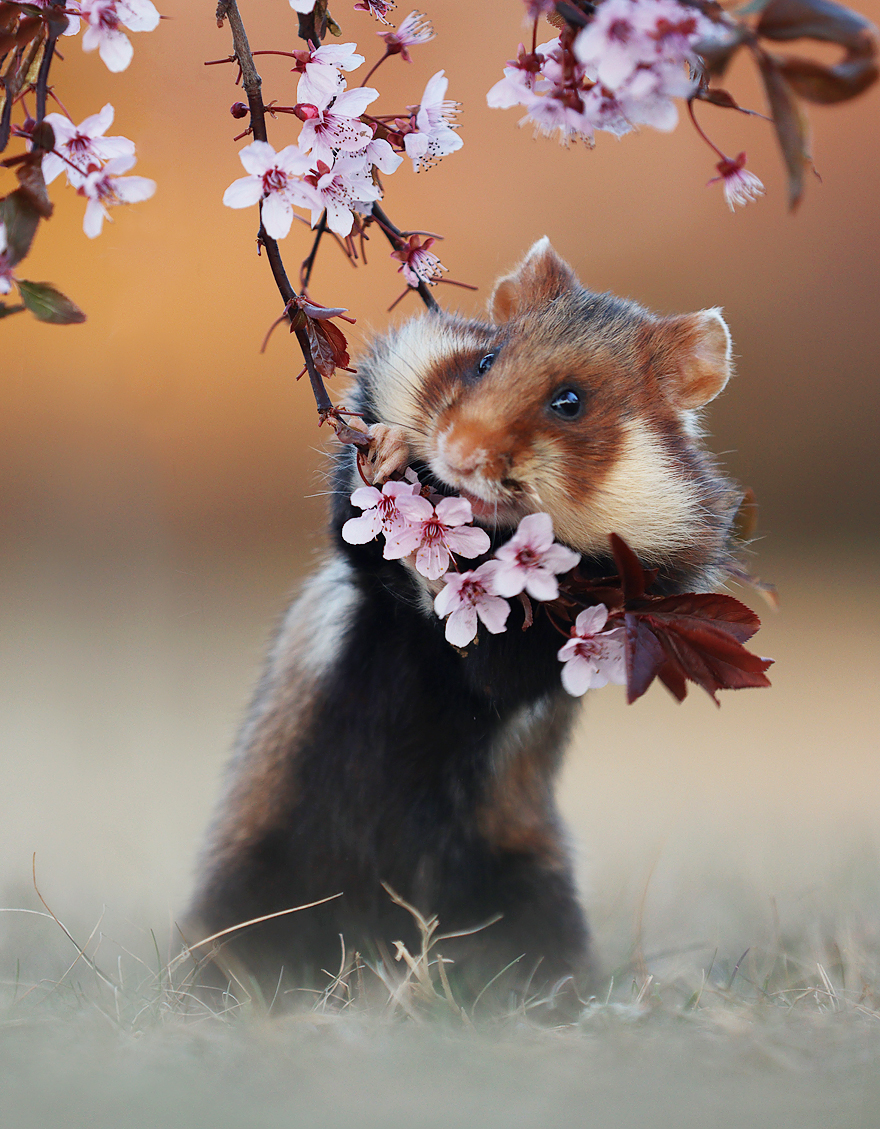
[79,0,160,73]
[356,0,399,22]
[557,606,626,696]
[77,153,155,237]
[391,234,446,287]
[354,0,396,21]
[297,83,378,167]
[433,562,511,646]
[294,43,365,105]
[222,141,318,240]
[41,104,135,186]
[354,137,404,175]
[404,71,463,171]
[381,10,434,62]
[341,479,420,544]
[384,495,491,580]
[305,154,382,236]
[709,152,765,211]
[491,513,580,601]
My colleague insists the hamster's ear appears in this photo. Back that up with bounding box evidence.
[489,237,579,323]
[658,308,733,410]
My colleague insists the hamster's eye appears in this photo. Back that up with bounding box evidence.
[548,388,583,420]
[477,352,497,375]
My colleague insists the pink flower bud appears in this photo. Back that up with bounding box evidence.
[230,102,249,119]
[293,103,321,122]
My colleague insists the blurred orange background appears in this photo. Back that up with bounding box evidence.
[1,0,878,965]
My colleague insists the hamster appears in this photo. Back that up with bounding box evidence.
[186,238,741,1012]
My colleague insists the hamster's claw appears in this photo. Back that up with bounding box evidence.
[363,423,412,485]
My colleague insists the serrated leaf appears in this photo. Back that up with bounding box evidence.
[17,279,86,324]
[0,188,40,265]
[757,52,812,209]
[778,54,878,101]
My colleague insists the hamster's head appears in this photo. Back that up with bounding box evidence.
[363,238,739,575]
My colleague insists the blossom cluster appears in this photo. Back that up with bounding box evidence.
[488,0,770,209]
[488,0,722,144]
[222,13,463,278]
[341,472,626,696]
[40,105,155,238]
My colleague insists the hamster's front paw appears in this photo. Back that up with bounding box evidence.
[364,423,412,485]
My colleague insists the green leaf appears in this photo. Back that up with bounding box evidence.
[0,188,41,265]
[17,279,86,324]
[0,301,26,319]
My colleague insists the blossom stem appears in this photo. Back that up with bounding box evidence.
[300,209,328,291]
[686,98,728,162]
[360,49,392,88]
[34,28,59,125]
[216,0,333,417]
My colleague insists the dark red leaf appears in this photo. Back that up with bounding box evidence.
[695,87,759,114]
[14,153,53,219]
[610,533,647,600]
[641,593,762,643]
[657,661,688,703]
[623,615,667,704]
[756,51,812,209]
[757,0,877,53]
[0,14,41,55]
[778,54,878,101]
[302,316,351,379]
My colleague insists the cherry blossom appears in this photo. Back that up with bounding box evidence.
[354,0,396,22]
[384,494,491,580]
[380,11,434,62]
[391,234,447,287]
[574,0,715,90]
[341,479,420,544]
[491,513,580,601]
[0,223,13,295]
[294,43,365,105]
[404,71,463,171]
[557,605,626,696]
[304,154,382,236]
[297,84,379,167]
[287,0,316,12]
[354,136,404,175]
[434,562,511,646]
[222,141,319,240]
[710,152,765,210]
[41,104,135,187]
[78,0,161,73]
[77,153,156,238]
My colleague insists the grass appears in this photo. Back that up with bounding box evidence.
[3,867,880,1129]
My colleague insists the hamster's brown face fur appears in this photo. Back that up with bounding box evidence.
[362,238,737,575]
